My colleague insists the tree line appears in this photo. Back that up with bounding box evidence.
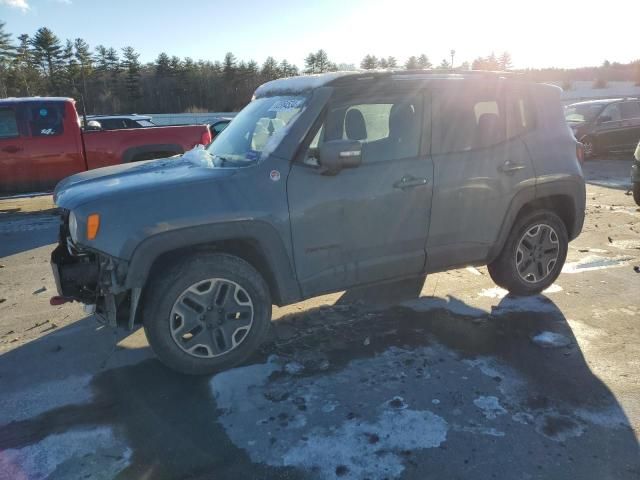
[0,21,639,115]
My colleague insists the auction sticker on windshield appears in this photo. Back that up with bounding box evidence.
[270,170,281,182]
[268,98,304,112]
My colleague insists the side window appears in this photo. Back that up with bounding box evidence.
[27,102,65,137]
[620,102,640,120]
[506,88,535,139]
[315,94,423,163]
[600,104,621,122]
[432,87,506,154]
[0,108,19,139]
[213,121,229,134]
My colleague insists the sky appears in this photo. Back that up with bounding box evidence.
[1,0,638,70]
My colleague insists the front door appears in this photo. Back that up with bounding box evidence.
[0,105,26,191]
[287,89,433,297]
[427,82,536,270]
[595,103,625,151]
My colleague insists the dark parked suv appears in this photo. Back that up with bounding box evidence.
[565,97,640,158]
[50,71,586,374]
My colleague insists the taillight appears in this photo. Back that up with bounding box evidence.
[200,129,212,146]
[576,143,585,164]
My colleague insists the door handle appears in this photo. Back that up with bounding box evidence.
[393,175,429,190]
[1,145,22,154]
[498,161,526,175]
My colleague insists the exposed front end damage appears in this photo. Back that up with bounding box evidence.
[50,210,140,329]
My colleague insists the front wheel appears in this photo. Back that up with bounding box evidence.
[488,210,568,296]
[143,253,272,375]
[633,183,640,206]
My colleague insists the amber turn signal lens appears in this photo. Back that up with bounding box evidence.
[87,213,100,240]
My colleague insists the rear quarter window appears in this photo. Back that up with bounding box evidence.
[26,102,65,137]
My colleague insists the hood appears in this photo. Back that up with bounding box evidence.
[54,156,236,210]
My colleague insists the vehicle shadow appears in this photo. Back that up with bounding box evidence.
[0,292,638,479]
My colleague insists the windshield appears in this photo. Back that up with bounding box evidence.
[564,104,603,123]
[206,95,306,163]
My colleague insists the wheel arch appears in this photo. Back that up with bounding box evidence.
[489,182,584,263]
[125,221,302,312]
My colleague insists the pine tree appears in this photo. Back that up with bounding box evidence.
[417,54,431,69]
[304,52,317,74]
[261,56,279,80]
[0,21,15,97]
[74,38,92,107]
[405,56,419,69]
[360,54,378,70]
[155,52,171,76]
[121,46,142,109]
[438,58,451,69]
[386,56,397,68]
[378,58,388,69]
[30,27,63,92]
[498,51,512,70]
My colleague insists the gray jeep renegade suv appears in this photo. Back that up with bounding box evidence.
[51,71,586,374]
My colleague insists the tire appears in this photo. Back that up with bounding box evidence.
[142,253,272,375]
[633,183,640,207]
[488,210,568,296]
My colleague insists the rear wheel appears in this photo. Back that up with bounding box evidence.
[143,253,271,375]
[633,183,640,206]
[488,210,568,296]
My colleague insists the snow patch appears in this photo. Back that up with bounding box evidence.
[282,409,447,480]
[402,295,485,317]
[562,255,634,273]
[473,396,507,419]
[531,331,572,348]
[254,72,357,97]
[466,266,483,275]
[478,287,508,299]
[181,145,220,168]
[0,427,131,480]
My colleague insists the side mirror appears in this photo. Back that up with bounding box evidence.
[318,139,362,175]
[597,115,612,124]
[86,120,102,130]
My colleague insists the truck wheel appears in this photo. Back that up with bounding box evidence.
[634,183,640,206]
[487,210,568,296]
[142,253,271,375]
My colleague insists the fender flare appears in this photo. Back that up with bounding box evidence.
[124,220,302,305]
[122,144,184,163]
[487,178,584,262]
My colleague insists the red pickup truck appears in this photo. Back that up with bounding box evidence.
[0,97,212,193]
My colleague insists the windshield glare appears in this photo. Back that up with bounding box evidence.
[207,95,307,163]
[564,104,602,123]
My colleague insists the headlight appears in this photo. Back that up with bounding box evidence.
[68,211,78,242]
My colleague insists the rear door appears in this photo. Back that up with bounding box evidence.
[0,104,26,191]
[427,81,536,270]
[619,101,640,150]
[287,88,433,297]
[595,103,625,151]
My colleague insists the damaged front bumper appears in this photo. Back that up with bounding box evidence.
[50,211,141,329]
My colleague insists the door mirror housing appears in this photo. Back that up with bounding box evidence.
[85,120,103,130]
[318,139,362,175]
